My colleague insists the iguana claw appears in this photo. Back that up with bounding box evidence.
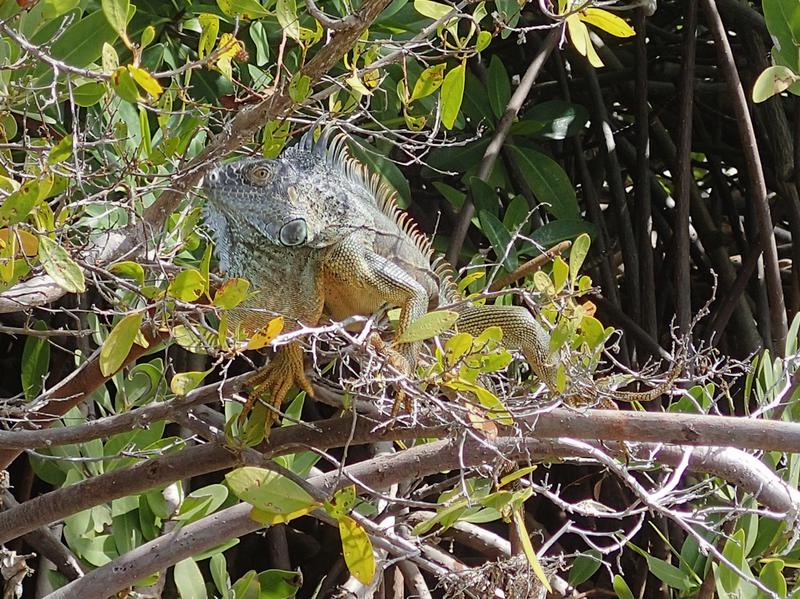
[240,343,314,431]
[368,333,413,416]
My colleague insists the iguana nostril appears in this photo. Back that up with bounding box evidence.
[279,218,307,246]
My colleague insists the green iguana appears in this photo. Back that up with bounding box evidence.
[202,128,675,421]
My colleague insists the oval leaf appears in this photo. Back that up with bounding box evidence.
[753,65,798,103]
[579,8,635,38]
[170,370,209,396]
[413,0,452,19]
[506,145,580,220]
[100,312,144,377]
[168,269,205,302]
[339,515,376,585]
[38,235,85,293]
[246,316,284,350]
[214,278,251,309]
[441,63,465,130]
[396,310,459,344]
[226,467,317,514]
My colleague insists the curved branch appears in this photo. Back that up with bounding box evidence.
[45,435,800,599]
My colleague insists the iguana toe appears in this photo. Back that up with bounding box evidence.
[240,343,313,431]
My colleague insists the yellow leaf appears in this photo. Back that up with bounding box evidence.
[0,229,38,257]
[127,66,163,99]
[566,15,604,68]
[579,8,635,38]
[338,515,375,584]
[513,506,552,592]
[246,316,284,350]
[170,370,209,396]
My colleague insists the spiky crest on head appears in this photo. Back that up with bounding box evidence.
[289,124,458,300]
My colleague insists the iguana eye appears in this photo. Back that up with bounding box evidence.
[247,165,272,185]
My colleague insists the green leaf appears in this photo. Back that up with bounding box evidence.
[487,55,510,119]
[412,500,468,535]
[168,269,206,302]
[217,0,270,19]
[109,260,145,287]
[396,310,459,343]
[174,558,208,599]
[213,278,251,309]
[478,210,517,271]
[612,575,635,599]
[720,528,746,594]
[414,0,452,19]
[226,467,318,515]
[100,312,144,377]
[199,14,220,59]
[170,371,209,396]
[50,10,126,68]
[758,559,787,598]
[446,381,513,425]
[102,42,119,74]
[210,553,230,596]
[112,67,139,103]
[72,82,107,107]
[38,236,85,293]
[0,181,40,225]
[411,63,446,101]
[140,25,155,48]
[569,232,591,285]
[276,0,300,41]
[568,550,602,586]
[42,0,80,19]
[552,256,568,292]
[21,321,50,401]
[288,73,311,103]
[753,65,798,102]
[176,484,229,523]
[475,30,492,52]
[506,145,579,220]
[517,100,590,140]
[258,569,302,599]
[763,0,800,72]
[101,0,129,41]
[48,135,73,164]
[441,62,465,129]
[339,515,375,585]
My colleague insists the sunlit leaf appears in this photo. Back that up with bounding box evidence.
[411,64,446,101]
[128,66,162,99]
[414,0,452,19]
[396,310,459,343]
[246,316,284,350]
[168,268,205,302]
[753,65,798,102]
[214,278,250,309]
[199,14,220,59]
[217,0,270,19]
[440,62,465,129]
[226,467,318,515]
[101,0,129,42]
[567,15,603,67]
[38,236,85,293]
[513,507,552,592]
[579,8,635,38]
[100,312,144,377]
[338,515,375,585]
[170,370,209,396]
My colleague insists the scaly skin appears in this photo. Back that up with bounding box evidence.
[203,130,676,425]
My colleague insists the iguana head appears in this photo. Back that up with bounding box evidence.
[204,156,311,250]
[203,131,378,266]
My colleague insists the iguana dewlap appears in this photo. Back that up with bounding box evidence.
[202,129,666,418]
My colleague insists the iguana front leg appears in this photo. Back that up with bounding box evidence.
[322,240,431,408]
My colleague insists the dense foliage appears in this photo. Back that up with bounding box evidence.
[0,0,799,597]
